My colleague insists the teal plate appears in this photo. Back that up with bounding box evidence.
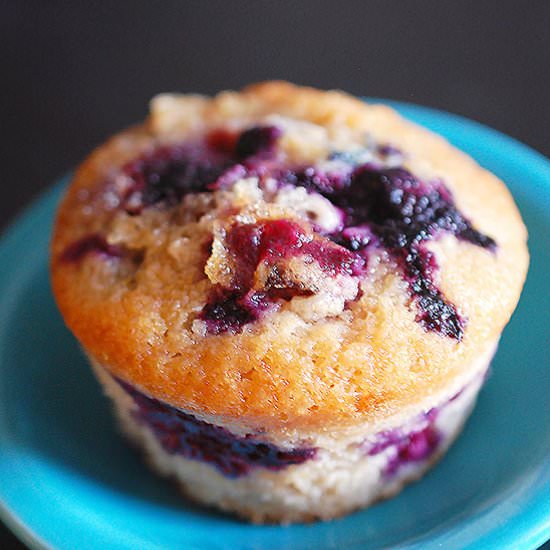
[0,102,549,549]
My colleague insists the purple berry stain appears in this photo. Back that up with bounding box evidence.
[235,125,282,158]
[200,219,365,335]
[61,234,123,262]
[119,125,283,213]
[120,144,233,213]
[367,408,441,476]
[200,288,271,336]
[118,379,316,478]
[290,166,496,340]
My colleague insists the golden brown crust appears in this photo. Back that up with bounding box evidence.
[51,82,529,430]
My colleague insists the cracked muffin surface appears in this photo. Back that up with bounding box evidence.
[51,81,528,433]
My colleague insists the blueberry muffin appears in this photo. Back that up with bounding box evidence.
[51,82,528,523]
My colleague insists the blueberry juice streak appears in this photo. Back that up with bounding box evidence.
[367,420,441,476]
[120,125,282,213]
[120,144,232,213]
[365,389,462,477]
[200,219,365,335]
[61,233,123,262]
[90,123,496,338]
[117,379,316,478]
[289,166,496,339]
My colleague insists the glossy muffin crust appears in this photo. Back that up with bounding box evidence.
[51,82,528,435]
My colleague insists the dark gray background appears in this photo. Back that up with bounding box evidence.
[1,1,549,548]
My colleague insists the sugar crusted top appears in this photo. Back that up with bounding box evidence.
[51,82,528,431]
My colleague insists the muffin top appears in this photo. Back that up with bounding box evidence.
[51,82,528,431]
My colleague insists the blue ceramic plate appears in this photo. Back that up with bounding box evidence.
[0,103,549,550]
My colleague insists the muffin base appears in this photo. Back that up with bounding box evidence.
[90,344,495,525]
